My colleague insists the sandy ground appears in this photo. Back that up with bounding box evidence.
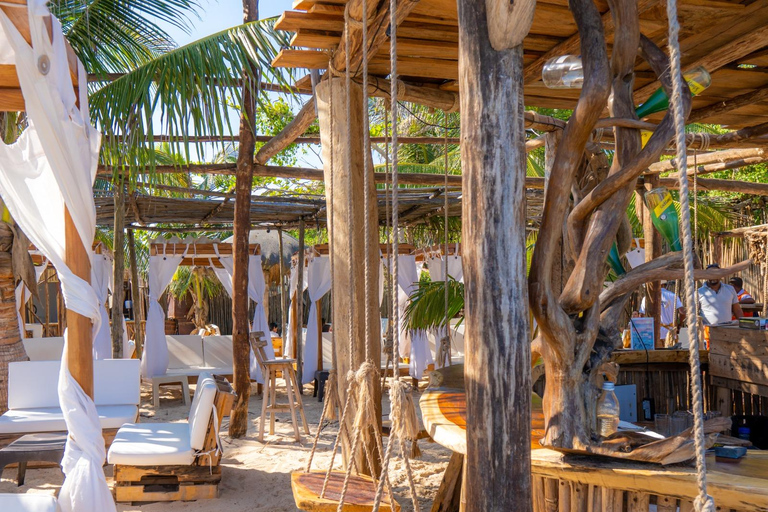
[0,379,452,511]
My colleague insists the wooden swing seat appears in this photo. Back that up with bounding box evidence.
[291,470,400,512]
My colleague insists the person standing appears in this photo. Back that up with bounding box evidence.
[729,276,757,318]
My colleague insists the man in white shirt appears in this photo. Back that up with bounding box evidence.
[698,264,744,326]
[640,282,685,342]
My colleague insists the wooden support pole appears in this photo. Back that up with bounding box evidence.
[111,184,126,358]
[296,218,305,392]
[229,0,258,439]
[278,228,287,338]
[64,207,93,398]
[127,229,143,357]
[640,176,662,347]
[457,0,532,509]
[316,76,381,474]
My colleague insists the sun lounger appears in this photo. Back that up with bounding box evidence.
[0,359,139,443]
[108,372,235,502]
[0,494,60,512]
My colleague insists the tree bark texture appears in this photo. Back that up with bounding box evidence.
[0,223,25,413]
[229,0,258,439]
[111,184,125,358]
[457,0,532,509]
[642,174,663,347]
[315,77,381,474]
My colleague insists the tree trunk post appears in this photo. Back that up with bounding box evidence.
[229,0,258,439]
[316,77,381,474]
[127,229,144,357]
[111,183,125,359]
[296,218,305,392]
[278,228,287,337]
[457,0,533,509]
[642,175,662,347]
[64,208,93,398]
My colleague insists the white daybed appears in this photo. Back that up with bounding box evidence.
[0,359,140,437]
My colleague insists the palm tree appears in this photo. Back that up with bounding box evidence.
[0,0,291,410]
[168,266,224,335]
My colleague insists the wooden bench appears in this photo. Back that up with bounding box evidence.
[109,373,235,502]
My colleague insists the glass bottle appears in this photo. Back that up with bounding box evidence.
[542,55,584,89]
[635,66,712,118]
[596,381,620,439]
[644,187,682,251]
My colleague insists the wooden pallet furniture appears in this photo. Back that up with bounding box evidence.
[108,373,235,502]
[708,326,768,417]
[250,331,309,442]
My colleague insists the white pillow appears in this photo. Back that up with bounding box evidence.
[188,372,217,451]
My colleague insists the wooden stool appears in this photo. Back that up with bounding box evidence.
[250,332,310,442]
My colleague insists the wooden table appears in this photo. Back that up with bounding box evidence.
[420,364,768,512]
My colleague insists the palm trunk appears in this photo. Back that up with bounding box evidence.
[0,222,26,413]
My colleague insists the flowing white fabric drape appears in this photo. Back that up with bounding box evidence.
[427,254,463,365]
[15,259,49,338]
[0,1,114,510]
[248,255,272,381]
[303,256,331,383]
[212,251,272,382]
[91,252,112,359]
[141,247,185,378]
[385,255,432,377]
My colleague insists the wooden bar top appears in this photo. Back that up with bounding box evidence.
[422,364,768,511]
[610,349,709,365]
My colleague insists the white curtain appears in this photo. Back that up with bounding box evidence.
[428,254,464,283]
[0,1,115,510]
[248,255,272,381]
[211,256,234,298]
[385,255,432,378]
[303,256,331,383]
[141,247,185,378]
[91,252,111,359]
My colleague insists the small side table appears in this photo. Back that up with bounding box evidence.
[313,370,330,402]
[0,433,67,486]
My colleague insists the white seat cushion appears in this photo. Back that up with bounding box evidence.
[0,405,138,434]
[188,373,216,451]
[0,494,60,512]
[107,423,194,466]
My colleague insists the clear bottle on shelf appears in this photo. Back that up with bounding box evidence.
[596,381,620,439]
[542,55,583,89]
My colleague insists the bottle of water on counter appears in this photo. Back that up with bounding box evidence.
[597,382,620,439]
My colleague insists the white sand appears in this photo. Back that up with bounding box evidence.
[0,380,452,511]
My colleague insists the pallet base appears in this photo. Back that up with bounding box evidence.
[113,464,221,503]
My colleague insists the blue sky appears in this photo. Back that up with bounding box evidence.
[166,0,291,46]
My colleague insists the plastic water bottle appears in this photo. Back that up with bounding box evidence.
[542,55,584,89]
[596,382,620,439]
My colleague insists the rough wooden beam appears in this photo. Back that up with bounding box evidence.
[330,0,420,77]
[646,148,766,174]
[657,176,768,196]
[360,75,459,112]
[111,185,126,358]
[689,86,768,123]
[635,24,768,104]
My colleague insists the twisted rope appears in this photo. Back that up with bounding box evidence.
[362,0,372,364]
[666,0,714,508]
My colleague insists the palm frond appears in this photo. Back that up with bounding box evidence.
[89,18,294,178]
[404,277,464,331]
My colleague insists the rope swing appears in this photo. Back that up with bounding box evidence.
[666,0,714,508]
